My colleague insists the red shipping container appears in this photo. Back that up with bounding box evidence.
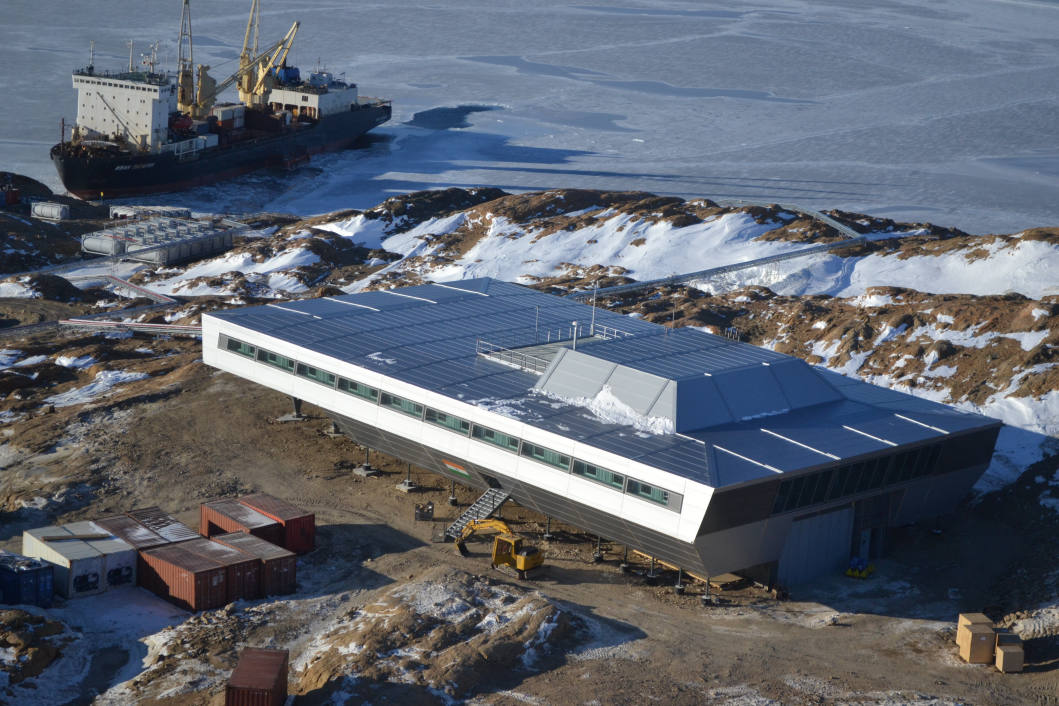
[200,499,283,546]
[236,494,315,555]
[226,648,288,706]
[139,544,226,612]
[213,532,296,597]
[4,188,19,206]
[126,507,199,543]
[179,538,261,603]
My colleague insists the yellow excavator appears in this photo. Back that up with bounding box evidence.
[453,519,548,580]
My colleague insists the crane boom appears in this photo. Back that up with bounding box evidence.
[197,24,297,109]
[251,21,299,95]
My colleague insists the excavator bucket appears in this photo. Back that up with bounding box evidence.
[454,540,469,557]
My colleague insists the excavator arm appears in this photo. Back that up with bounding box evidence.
[454,519,515,550]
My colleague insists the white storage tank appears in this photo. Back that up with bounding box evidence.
[81,233,127,256]
[22,526,105,599]
[69,522,137,589]
[31,202,70,221]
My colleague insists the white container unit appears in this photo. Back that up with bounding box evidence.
[68,521,137,589]
[22,526,105,599]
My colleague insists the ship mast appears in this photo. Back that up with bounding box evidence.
[176,0,195,114]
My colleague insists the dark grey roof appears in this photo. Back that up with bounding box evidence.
[206,278,1000,489]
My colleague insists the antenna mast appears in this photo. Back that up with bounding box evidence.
[127,40,134,72]
[88,40,95,73]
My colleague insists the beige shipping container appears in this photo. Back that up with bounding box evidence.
[22,527,105,599]
[959,624,996,664]
[67,521,137,589]
[957,613,992,649]
[996,644,1024,673]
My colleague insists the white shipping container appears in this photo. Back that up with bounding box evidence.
[71,522,138,589]
[22,527,105,599]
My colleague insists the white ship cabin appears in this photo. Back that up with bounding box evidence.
[269,70,358,120]
[73,70,177,152]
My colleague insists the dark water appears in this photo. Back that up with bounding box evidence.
[404,105,497,130]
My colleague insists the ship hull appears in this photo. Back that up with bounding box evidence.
[51,104,391,199]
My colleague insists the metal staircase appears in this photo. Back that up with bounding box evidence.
[444,488,511,541]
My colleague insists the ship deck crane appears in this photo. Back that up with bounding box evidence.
[185,21,298,118]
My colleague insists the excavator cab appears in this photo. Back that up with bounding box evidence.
[491,534,546,580]
[454,520,549,580]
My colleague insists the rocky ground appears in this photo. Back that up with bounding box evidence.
[1,185,1058,704]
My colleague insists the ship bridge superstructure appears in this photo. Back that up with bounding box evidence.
[72,70,177,151]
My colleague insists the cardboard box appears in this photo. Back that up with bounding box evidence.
[960,624,996,664]
[957,613,993,649]
[996,644,1024,673]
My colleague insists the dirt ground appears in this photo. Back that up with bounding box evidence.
[1,344,1055,705]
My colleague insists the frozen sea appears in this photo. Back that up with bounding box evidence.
[3,0,1059,233]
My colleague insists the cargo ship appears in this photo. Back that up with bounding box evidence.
[50,0,391,199]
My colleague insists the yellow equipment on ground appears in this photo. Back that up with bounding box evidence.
[453,519,548,580]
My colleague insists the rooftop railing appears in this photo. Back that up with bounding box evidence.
[476,340,552,374]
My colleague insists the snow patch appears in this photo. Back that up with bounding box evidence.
[537,385,674,435]
[45,370,150,408]
[54,355,97,369]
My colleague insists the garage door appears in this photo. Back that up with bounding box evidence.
[777,506,854,586]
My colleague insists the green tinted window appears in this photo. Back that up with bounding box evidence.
[256,348,294,373]
[337,378,379,403]
[224,337,255,358]
[381,392,424,419]
[296,363,336,388]
[572,460,624,490]
[471,425,520,453]
[520,442,571,471]
[425,409,471,435]
[626,479,670,507]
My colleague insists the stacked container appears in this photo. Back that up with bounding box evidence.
[200,499,283,546]
[226,648,288,706]
[213,532,297,597]
[139,544,227,612]
[237,494,315,554]
[126,507,199,543]
[180,538,261,603]
[0,551,53,609]
[22,527,105,599]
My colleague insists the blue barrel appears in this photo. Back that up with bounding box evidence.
[0,552,54,609]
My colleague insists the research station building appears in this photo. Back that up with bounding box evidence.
[202,279,1000,586]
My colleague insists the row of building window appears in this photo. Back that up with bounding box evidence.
[76,78,158,93]
[770,443,944,516]
[223,335,683,512]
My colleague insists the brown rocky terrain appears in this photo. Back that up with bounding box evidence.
[1,185,1058,703]
[0,322,1055,704]
[0,609,66,686]
[0,173,111,275]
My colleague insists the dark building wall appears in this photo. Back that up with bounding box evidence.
[330,413,1001,582]
[329,411,708,574]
